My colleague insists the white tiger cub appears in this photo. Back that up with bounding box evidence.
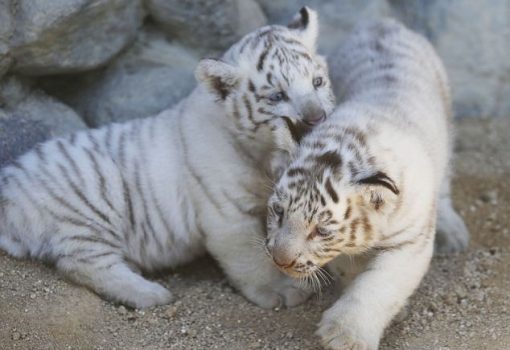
[0,8,335,309]
[265,20,469,349]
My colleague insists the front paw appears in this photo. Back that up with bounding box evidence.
[317,311,379,350]
[241,276,312,309]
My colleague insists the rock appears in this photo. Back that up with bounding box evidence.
[163,305,179,319]
[480,190,498,205]
[454,285,468,300]
[118,306,127,315]
[8,0,145,76]
[146,0,267,52]
[388,0,510,118]
[11,331,21,341]
[0,76,87,167]
[41,26,199,127]
[0,1,13,80]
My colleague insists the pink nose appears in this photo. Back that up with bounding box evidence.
[272,255,297,269]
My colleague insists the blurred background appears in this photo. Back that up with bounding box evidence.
[0,1,509,350]
[1,0,509,165]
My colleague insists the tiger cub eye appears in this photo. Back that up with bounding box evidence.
[273,203,284,216]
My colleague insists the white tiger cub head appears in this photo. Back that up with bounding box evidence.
[195,7,335,132]
[265,118,401,278]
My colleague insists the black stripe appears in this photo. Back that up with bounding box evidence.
[117,129,127,168]
[57,163,114,228]
[315,151,342,170]
[87,132,102,154]
[133,158,162,253]
[57,140,85,186]
[61,234,120,250]
[325,178,339,203]
[34,143,47,163]
[287,167,307,177]
[257,45,270,71]
[84,148,119,216]
[104,125,113,155]
[69,133,77,146]
[122,177,136,232]
[281,116,311,144]
[243,94,255,126]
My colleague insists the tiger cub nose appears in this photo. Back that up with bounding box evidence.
[272,254,297,269]
[303,110,326,126]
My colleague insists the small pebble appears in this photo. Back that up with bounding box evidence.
[455,285,468,299]
[163,305,178,319]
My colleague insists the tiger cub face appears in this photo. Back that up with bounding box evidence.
[195,7,335,133]
[265,120,401,278]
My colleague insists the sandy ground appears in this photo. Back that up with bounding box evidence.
[0,118,509,350]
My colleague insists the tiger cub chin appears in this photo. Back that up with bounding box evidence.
[265,19,468,349]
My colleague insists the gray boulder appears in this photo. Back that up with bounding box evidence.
[389,0,510,118]
[0,1,13,80]
[7,0,145,76]
[0,76,87,167]
[41,27,199,127]
[146,0,267,52]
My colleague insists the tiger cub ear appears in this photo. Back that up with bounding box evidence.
[195,58,240,100]
[357,171,400,211]
[287,6,319,52]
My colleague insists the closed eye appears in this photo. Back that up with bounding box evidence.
[317,227,330,236]
[307,226,330,240]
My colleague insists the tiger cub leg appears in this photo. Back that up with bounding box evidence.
[206,220,312,309]
[435,177,469,253]
[317,229,434,350]
[55,236,173,309]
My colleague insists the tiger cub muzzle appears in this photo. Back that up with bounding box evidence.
[300,101,327,126]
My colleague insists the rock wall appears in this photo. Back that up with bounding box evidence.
[0,0,508,164]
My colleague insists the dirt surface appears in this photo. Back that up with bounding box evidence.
[1,118,509,350]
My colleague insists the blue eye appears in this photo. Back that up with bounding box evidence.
[268,92,286,102]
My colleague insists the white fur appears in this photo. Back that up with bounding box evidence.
[267,19,469,349]
[0,8,335,309]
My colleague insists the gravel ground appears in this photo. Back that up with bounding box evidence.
[0,118,509,350]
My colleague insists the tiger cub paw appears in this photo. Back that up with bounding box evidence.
[241,276,312,309]
[317,311,378,350]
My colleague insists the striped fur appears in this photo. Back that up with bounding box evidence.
[0,7,335,309]
[265,20,468,349]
